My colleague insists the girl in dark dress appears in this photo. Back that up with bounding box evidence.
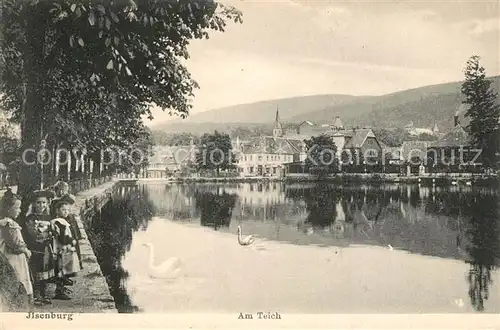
[50,182,83,268]
[21,189,56,306]
[51,194,81,300]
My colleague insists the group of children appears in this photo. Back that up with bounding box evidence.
[0,181,83,307]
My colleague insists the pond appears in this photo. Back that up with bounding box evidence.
[86,182,500,313]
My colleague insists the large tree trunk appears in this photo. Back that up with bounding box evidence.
[18,9,47,213]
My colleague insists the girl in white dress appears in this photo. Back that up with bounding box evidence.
[0,189,33,305]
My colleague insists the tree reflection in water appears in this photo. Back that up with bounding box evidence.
[137,182,500,312]
[464,193,500,312]
[194,190,237,231]
[87,184,156,313]
[303,184,340,229]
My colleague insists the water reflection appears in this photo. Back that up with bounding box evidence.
[90,182,499,313]
[195,190,237,231]
[87,184,156,313]
[464,194,500,311]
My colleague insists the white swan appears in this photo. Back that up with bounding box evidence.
[465,181,472,186]
[451,181,458,185]
[237,225,255,246]
[387,244,394,251]
[142,243,182,279]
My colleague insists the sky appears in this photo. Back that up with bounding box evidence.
[146,0,500,126]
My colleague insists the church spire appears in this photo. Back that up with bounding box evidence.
[273,105,283,138]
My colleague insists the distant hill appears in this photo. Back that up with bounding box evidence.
[291,76,500,131]
[151,94,369,128]
[151,76,500,135]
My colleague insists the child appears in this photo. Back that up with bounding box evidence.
[22,189,56,306]
[50,181,70,216]
[51,194,81,300]
[50,182,83,269]
[0,189,33,307]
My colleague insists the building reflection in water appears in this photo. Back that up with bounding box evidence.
[92,182,499,312]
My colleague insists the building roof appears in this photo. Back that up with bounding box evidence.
[243,136,304,155]
[430,125,473,147]
[324,129,355,138]
[344,129,376,149]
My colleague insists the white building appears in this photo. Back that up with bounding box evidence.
[404,121,436,137]
[235,109,308,177]
[144,143,197,178]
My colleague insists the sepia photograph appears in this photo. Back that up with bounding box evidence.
[0,0,499,328]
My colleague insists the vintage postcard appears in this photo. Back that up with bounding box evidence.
[0,0,499,329]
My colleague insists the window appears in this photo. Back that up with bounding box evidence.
[258,155,262,161]
[249,167,253,173]
[267,155,269,161]
[273,167,277,174]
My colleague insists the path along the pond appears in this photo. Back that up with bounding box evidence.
[1,181,118,313]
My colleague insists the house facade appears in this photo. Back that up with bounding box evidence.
[327,128,383,172]
[237,136,305,177]
[426,112,479,173]
[236,109,308,177]
[284,118,383,175]
[144,143,197,178]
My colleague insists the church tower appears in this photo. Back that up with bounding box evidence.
[432,123,439,135]
[273,106,283,138]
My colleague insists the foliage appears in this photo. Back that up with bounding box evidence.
[462,193,500,311]
[0,115,20,184]
[0,0,242,195]
[104,126,154,175]
[303,184,340,228]
[342,147,364,165]
[151,131,199,146]
[150,124,273,144]
[304,134,338,176]
[195,130,236,175]
[461,55,500,169]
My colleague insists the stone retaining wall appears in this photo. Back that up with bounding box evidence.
[70,180,118,313]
